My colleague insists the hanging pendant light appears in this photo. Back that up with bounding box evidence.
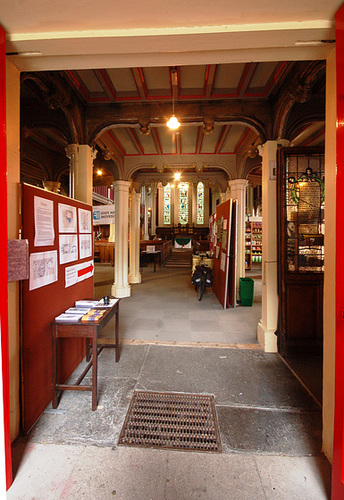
[167,67,180,130]
[167,114,180,130]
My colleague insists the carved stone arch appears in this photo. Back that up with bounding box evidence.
[22,121,72,146]
[225,117,268,145]
[89,124,125,179]
[243,157,263,182]
[273,61,326,140]
[285,115,325,144]
[21,72,84,144]
[125,163,157,181]
[20,153,50,185]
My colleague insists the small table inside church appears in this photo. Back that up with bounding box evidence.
[51,299,120,411]
[140,250,161,272]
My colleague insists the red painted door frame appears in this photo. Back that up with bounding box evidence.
[0,25,13,490]
[333,3,344,498]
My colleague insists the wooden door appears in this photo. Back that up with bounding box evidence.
[277,147,324,356]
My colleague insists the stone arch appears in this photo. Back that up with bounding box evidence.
[21,72,84,144]
[273,61,326,140]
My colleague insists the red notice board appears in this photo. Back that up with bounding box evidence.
[212,199,236,309]
[21,184,94,433]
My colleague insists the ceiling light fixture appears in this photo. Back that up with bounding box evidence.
[167,68,180,130]
[174,172,181,181]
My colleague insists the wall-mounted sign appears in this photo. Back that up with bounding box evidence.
[93,205,115,225]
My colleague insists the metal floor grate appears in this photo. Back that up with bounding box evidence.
[118,390,222,452]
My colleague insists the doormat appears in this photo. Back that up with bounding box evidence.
[118,390,222,452]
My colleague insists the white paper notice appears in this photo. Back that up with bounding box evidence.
[78,208,92,233]
[65,264,78,288]
[59,234,78,264]
[223,219,227,231]
[220,251,226,272]
[79,234,92,259]
[29,250,58,291]
[34,196,55,247]
[65,261,94,287]
[58,203,77,233]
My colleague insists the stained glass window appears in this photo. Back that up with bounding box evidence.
[163,183,171,224]
[179,182,189,224]
[197,182,204,224]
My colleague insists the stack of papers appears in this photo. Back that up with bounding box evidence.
[55,312,85,322]
[75,299,99,308]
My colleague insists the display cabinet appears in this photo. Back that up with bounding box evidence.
[245,220,262,270]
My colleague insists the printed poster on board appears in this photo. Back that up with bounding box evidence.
[58,203,77,233]
[34,196,55,247]
[59,234,78,264]
[78,208,92,233]
[79,234,92,259]
[29,250,58,291]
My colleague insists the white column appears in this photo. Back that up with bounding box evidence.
[111,181,131,298]
[129,190,142,284]
[228,179,248,294]
[151,184,157,236]
[204,183,210,226]
[108,223,115,243]
[158,184,164,226]
[173,184,179,225]
[142,186,149,240]
[191,182,196,225]
[256,140,287,352]
[247,183,254,216]
[65,144,96,204]
[65,144,78,199]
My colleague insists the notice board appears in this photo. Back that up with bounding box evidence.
[21,183,94,433]
[212,198,237,309]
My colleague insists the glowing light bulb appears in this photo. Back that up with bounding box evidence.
[166,115,180,130]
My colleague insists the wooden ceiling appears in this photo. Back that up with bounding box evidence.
[62,62,325,159]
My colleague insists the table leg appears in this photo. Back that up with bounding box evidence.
[92,333,98,411]
[52,325,58,409]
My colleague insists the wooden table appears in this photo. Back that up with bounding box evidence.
[140,250,161,272]
[51,299,120,411]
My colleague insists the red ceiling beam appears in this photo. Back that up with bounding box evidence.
[94,70,117,101]
[126,127,145,155]
[204,65,217,98]
[131,68,147,100]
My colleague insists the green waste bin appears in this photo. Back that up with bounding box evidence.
[239,277,254,306]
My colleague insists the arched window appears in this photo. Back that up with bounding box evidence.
[179,182,189,224]
[163,183,171,224]
[197,182,204,224]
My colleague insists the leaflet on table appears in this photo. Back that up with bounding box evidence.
[55,312,85,322]
[95,298,120,307]
[65,307,91,314]
[74,299,99,308]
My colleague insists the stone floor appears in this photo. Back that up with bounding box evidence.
[7,262,330,499]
